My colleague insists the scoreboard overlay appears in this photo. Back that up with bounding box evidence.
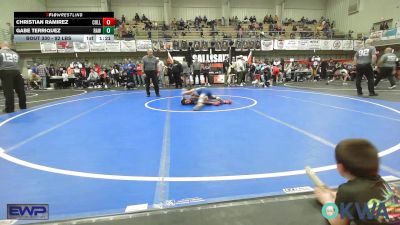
[14,12,115,42]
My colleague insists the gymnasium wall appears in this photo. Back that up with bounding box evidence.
[282,0,327,21]
[0,0,46,30]
[326,0,400,35]
[111,0,164,22]
[108,0,327,23]
[230,0,275,21]
[171,0,219,21]
[46,0,108,12]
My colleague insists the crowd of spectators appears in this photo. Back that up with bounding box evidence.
[114,13,336,40]
[26,58,219,90]
[115,13,156,39]
[27,60,149,90]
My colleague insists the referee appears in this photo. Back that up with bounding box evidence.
[0,42,26,113]
[374,47,397,89]
[354,39,378,96]
[142,49,160,97]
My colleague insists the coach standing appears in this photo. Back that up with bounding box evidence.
[354,39,378,96]
[374,47,397,89]
[142,49,160,97]
[0,42,26,113]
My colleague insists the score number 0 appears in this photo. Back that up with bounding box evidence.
[102,18,115,26]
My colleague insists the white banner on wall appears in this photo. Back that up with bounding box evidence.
[285,39,299,50]
[120,40,137,52]
[89,42,106,52]
[73,42,89,52]
[261,40,274,51]
[274,39,353,50]
[342,40,354,50]
[56,42,74,53]
[320,40,331,50]
[370,31,383,40]
[136,40,152,52]
[297,40,308,50]
[105,41,121,52]
[40,42,57,53]
[42,39,358,53]
[307,40,321,50]
[274,40,285,50]
[330,40,343,50]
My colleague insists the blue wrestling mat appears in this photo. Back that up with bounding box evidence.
[0,87,399,221]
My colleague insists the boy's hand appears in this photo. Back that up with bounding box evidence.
[314,187,336,205]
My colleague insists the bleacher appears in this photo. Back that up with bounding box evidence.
[116,19,346,40]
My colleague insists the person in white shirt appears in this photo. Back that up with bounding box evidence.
[61,70,70,88]
[27,66,32,78]
[227,59,236,86]
[235,56,246,86]
[157,58,165,87]
[110,66,119,87]
[86,69,99,88]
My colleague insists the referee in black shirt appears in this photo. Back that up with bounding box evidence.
[0,42,26,113]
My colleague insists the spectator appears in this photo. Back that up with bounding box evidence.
[80,65,86,79]
[27,65,32,78]
[263,15,268,24]
[235,56,246,86]
[37,63,49,90]
[274,15,279,24]
[269,23,274,36]
[181,58,191,86]
[314,139,395,225]
[379,22,384,30]
[141,14,147,22]
[98,69,108,88]
[121,14,126,23]
[238,26,243,39]
[61,70,69,88]
[249,16,254,23]
[86,68,99,88]
[172,60,183,89]
[203,61,211,86]
[136,61,144,86]
[179,18,185,30]
[47,64,56,77]
[31,63,38,75]
[383,21,389,30]
[157,58,165,87]
[258,23,264,31]
[135,13,140,22]
[283,18,289,26]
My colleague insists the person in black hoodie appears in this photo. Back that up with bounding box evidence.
[172,60,183,89]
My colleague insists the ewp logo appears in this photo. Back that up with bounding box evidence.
[322,202,389,221]
[7,204,49,220]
